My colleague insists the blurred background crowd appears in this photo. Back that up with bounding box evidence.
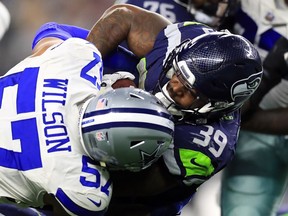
[0,0,114,76]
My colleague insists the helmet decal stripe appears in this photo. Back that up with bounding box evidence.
[82,122,174,135]
[82,112,174,129]
[83,107,173,120]
[80,88,174,172]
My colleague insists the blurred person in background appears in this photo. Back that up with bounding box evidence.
[114,0,236,28]
[0,1,10,40]
[220,0,288,216]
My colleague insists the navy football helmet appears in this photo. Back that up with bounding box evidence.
[157,31,263,124]
[173,0,239,28]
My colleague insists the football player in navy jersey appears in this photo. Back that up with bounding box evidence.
[88,1,288,216]
[0,17,175,216]
[84,3,262,215]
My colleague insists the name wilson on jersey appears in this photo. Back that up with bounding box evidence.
[41,78,71,153]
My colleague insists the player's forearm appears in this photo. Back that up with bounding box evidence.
[241,108,288,134]
[87,5,132,57]
[87,4,170,57]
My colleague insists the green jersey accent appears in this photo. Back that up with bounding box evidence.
[183,21,210,28]
[179,148,215,178]
[183,21,202,26]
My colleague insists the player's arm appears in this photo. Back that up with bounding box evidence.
[246,37,288,108]
[110,159,180,198]
[31,21,90,56]
[241,107,288,134]
[241,36,288,133]
[31,37,63,56]
[87,3,172,57]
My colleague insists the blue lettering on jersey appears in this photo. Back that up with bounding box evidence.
[42,79,71,153]
[42,79,68,111]
[80,52,102,90]
[80,156,111,197]
[0,68,42,170]
[0,52,102,170]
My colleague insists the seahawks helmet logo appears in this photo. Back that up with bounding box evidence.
[231,72,262,101]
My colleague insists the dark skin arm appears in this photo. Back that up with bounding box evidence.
[240,73,288,134]
[241,107,288,135]
[106,159,192,216]
[110,160,179,198]
[241,36,288,134]
[30,4,171,59]
[240,76,288,134]
[87,4,171,58]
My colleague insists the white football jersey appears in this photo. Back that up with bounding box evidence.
[0,38,112,215]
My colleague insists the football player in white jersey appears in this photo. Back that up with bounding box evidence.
[0,28,175,215]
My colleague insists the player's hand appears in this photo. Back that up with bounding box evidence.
[101,71,136,89]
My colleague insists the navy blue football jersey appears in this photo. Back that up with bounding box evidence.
[115,0,194,23]
[136,22,240,186]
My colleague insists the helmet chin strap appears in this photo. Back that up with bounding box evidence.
[155,82,217,125]
[155,82,215,116]
[155,82,183,116]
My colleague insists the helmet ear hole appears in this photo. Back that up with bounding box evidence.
[130,141,145,148]
[129,92,144,100]
[105,132,109,141]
